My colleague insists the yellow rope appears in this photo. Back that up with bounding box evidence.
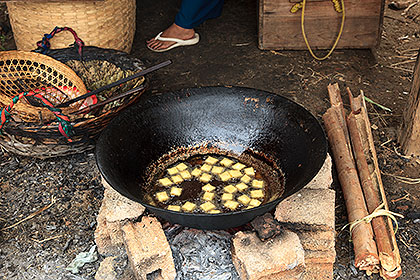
[290,0,346,61]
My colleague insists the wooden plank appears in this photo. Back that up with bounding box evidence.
[399,50,420,157]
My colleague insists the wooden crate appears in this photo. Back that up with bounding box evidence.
[258,0,385,50]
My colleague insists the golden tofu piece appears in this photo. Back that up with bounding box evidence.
[199,173,212,183]
[167,205,181,211]
[250,189,264,199]
[191,168,202,177]
[244,167,255,176]
[246,205,256,209]
[224,184,237,194]
[158,178,173,187]
[200,201,216,212]
[205,156,219,165]
[211,166,224,174]
[209,209,221,214]
[202,192,215,201]
[224,200,239,210]
[171,175,183,184]
[182,201,196,212]
[170,187,183,196]
[252,180,264,188]
[241,175,252,184]
[201,164,212,172]
[249,199,262,207]
[176,162,188,171]
[221,193,233,201]
[220,158,234,167]
[219,171,232,181]
[237,194,251,205]
[236,182,248,191]
[202,183,216,192]
[156,191,169,202]
[167,167,179,175]
[229,170,242,178]
[180,170,192,180]
[232,162,246,170]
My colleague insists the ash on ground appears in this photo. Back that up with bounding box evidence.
[167,228,240,280]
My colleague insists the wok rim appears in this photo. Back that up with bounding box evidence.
[95,86,328,218]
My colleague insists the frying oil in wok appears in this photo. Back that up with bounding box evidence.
[151,154,273,214]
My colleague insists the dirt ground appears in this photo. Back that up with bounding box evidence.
[0,0,419,279]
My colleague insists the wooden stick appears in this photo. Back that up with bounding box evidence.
[347,89,402,279]
[323,107,379,271]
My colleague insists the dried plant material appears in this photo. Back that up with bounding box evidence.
[241,175,252,183]
[224,200,239,210]
[202,192,215,201]
[252,180,264,188]
[167,167,179,175]
[236,182,248,191]
[224,185,237,194]
[250,190,264,199]
[191,168,202,177]
[237,194,251,205]
[219,171,232,181]
[244,167,255,176]
[158,178,173,187]
[168,205,181,211]
[156,191,169,202]
[232,162,246,170]
[176,163,188,172]
[170,187,183,197]
[200,202,216,212]
[205,156,219,164]
[199,173,212,183]
[229,170,242,178]
[211,166,224,174]
[249,199,262,207]
[182,202,196,212]
[220,158,234,167]
[180,170,192,180]
[221,193,234,201]
[171,175,183,184]
[201,164,212,172]
[202,183,216,192]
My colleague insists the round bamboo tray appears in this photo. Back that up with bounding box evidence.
[6,0,136,53]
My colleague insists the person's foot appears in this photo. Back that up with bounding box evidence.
[147,23,195,51]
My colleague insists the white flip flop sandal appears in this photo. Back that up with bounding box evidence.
[147,32,200,52]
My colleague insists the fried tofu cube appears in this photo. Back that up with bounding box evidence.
[191,168,202,177]
[232,162,246,170]
[201,164,212,172]
[252,180,264,188]
[200,201,216,212]
[170,187,182,196]
[209,209,221,214]
[202,183,216,192]
[241,175,252,184]
[219,171,232,181]
[205,156,219,165]
[237,194,251,205]
[224,184,237,194]
[176,162,188,171]
[182,201,196,212]
[202,192,215,201]
[171,175,183,184]
[156,191,169,202]
[158,178,173,187]
[199,173,212,183]
[167,205,181,211]
[221,193,233,201]
[167,167,179,175]
[229,169,242,178]
[249,199,262,207]
[246,205,255,209]
[180,170,192,180]
[211,166,224,174]
[220,158,234,167]
[236,182,248,191]
[224,200,239,210]
[250,189,264,199]
[244,167,255,176]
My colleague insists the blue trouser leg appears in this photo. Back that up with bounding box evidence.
[175,0,225,29]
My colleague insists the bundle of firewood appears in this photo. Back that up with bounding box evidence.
[323,83,402,279]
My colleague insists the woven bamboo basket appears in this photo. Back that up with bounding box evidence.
[6,0,136,53]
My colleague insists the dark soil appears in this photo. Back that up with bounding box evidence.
[1,0,419,279]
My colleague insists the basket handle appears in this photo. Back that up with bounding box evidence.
[0,89,73,142]
[35,26,85,58]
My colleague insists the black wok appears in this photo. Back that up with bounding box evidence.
[96,86,327,229]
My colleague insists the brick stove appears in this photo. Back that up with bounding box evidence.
[94,155,335,280]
